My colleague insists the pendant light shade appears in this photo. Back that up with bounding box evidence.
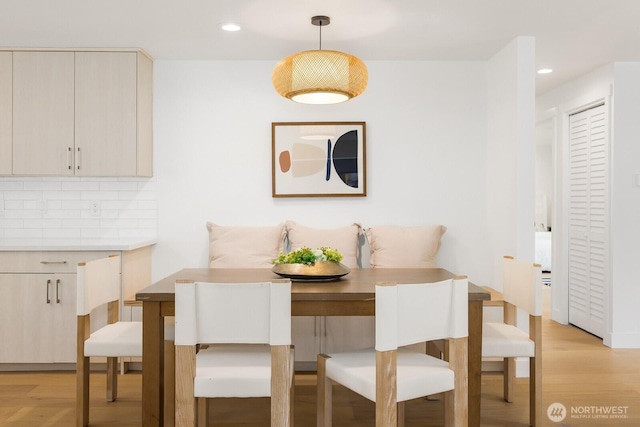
[272,16,368,104]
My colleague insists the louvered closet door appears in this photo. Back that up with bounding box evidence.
[568,104,608,338]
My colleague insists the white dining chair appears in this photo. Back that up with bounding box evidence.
[76,255,176,427]
[482,256,542,426]
[174,279,294,427]
[317,277,469,427]
[76,255,141,427]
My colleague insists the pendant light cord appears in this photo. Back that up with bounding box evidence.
[319,22,322,50]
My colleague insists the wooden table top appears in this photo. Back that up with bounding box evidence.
[136,268,490,302]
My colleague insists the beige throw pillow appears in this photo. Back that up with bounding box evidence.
[207,222,286,268]
[285,221,360,269]
[365,225,447,268]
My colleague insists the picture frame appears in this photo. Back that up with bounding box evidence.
[272,121,366,198]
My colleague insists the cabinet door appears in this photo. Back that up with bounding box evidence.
[324,316,375,354]
[0,273,76,363]
[291,317,321,369]
[75,52,137,176]
[13,52,75,175]
[0,52,11,174]
[51,273,78,362]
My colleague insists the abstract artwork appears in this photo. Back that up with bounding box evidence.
[272,122,366,197]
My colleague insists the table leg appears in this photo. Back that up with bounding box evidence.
[468,300,483,427]
[142,301,164,427]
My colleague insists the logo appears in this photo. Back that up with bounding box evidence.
[548,402,567,423]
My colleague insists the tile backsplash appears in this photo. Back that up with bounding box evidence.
[0,177,157,239]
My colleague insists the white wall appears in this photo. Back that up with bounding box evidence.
[485,37,536,290]
[609,63,640,348]
[152,60,495,285]
[535,121,553,229]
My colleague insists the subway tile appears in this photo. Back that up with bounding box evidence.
[24,219,62,229]
[62,219,100,229]
[100,181,139,191]
[43,228,82,238]
[44,209,82,219]
[100,219,139,229]
[5,228,43,238]
[0,219,23,228]
[3,191,42,201]
[44,191,82,201]
[81,191,118,201]
[4,200,24,210]
[101,200,137,210]
[61,181,100,191]
[0,181,24,191]
[24,181,62,191]
[5,210,43,219]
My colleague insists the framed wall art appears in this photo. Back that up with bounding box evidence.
[272,121,366,197]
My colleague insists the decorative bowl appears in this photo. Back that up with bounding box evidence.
[272,261,351,281]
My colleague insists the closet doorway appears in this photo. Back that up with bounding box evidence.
[567,104,609,338]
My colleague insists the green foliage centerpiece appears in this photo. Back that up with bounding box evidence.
[272,247,350,280]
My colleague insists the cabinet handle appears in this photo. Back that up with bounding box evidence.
[76,147,81,170]
[40,260,67,265]
[56,279,61,303]
[46,279,51,304]
[67,147,72,170]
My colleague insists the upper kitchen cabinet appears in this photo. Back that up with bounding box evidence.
[12,51,75,175]
[0,52,11,174]
[9,49,153,177]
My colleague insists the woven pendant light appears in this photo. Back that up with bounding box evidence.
[272,16,368,104]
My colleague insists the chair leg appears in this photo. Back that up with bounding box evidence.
[76,355,90,427]
[197,398,208,427]
[175,345,196,427]
[271,345,292,427]
[164,339,176,427]
[106,356,118,402]
[290,354,295,427]
[376,350,397,427]
[444,337,468,427]
[504,357,515,403]
[76,315,90,427]
[530,315,542,427]
[317,354,332,427]
[397,402,405,427]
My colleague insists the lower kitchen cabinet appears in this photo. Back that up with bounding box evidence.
[0,246,152,366]
[292,316,375,370]
[0,273,76,363]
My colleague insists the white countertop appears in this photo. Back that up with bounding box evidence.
[0,238,157,251]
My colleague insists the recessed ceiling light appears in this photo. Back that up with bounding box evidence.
[221,23,241,32]
[537,68,553,74]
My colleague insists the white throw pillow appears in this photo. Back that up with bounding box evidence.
[207,222,286,268]
[285,221,360,269]
[365,225,446,268]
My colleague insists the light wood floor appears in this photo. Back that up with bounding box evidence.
[1,285,639,426]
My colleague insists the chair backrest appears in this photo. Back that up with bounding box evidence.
[174,280,291,346]
[375,277,468,351]
[503,256,542,316]
[76,255,121,316]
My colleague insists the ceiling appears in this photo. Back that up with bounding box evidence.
[2,0,639,95]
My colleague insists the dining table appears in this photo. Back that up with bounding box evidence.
[136,267,490,427]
